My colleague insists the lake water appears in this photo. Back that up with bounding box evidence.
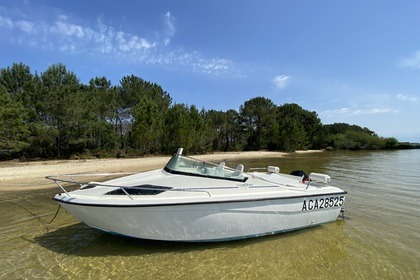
[0,150,419,279]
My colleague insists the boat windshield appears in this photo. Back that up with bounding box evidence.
[164,155,248,182]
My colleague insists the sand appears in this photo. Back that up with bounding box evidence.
[0,150,321,191]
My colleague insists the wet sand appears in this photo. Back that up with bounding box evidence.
[0,150,321,191]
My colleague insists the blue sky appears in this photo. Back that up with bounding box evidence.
[1,0,420,142]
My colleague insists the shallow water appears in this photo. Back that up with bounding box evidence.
[0,150,419,279]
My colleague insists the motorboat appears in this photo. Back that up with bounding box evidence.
[48,148,347,242]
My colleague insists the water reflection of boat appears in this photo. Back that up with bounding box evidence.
[48,148,347,242]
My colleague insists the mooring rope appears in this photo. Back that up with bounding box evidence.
[46,205,61,224]
[7,202,62,232]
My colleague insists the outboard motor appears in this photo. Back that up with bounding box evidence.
[290,170,309,182]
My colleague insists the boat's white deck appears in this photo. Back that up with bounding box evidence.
[55,168,343,206]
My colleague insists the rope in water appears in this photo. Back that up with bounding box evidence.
[46,205,61,224]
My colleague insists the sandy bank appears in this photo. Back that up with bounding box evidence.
[0,150,322,191]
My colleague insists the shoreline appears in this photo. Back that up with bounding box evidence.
[0,150,322,192]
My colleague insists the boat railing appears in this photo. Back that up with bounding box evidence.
[247,167,267,172]
[247,167,331,189]
[46,173,135,196]
[248,166,280,173]
[46,173,213,199]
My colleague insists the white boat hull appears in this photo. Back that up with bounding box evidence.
[50,149,347,242]
[56,193,345,242]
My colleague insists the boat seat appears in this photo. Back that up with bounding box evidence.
[236,164,244,172]
[231,164,244,177]
[214,162,226,176]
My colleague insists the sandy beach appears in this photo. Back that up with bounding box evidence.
[0,150,321,191]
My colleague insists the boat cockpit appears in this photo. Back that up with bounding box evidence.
[164,148,248,182]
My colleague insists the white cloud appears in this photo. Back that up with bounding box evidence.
[51,21,89,38]
[321,106,399,118]
[0,7,236,76]
[273,75,290,90]
[147,49,234,75]
[400,50,420,69]
[59,43,76,52]
[397,93,418,102]
[116,32,155,52]
[195,58,231,73]
[352,108,399,115]
[1,9,157,55]
[0,15,13,28]
[15,19,34,33]
[163,11,175,46]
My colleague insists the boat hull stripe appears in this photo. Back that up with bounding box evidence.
[53,191,347,208]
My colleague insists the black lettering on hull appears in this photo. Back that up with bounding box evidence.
[302,196,345,211]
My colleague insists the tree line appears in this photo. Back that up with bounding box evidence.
[0,62,401,160]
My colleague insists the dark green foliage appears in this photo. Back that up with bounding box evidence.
[0,85,29,157]
[239,97,276,150]
[0,62,404,160]
[207,109,241,151]
[323,122,389,150]
[131,98,164,154]
[162,103,193,153]
[281,116,306,152]
[37,63,80,157]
